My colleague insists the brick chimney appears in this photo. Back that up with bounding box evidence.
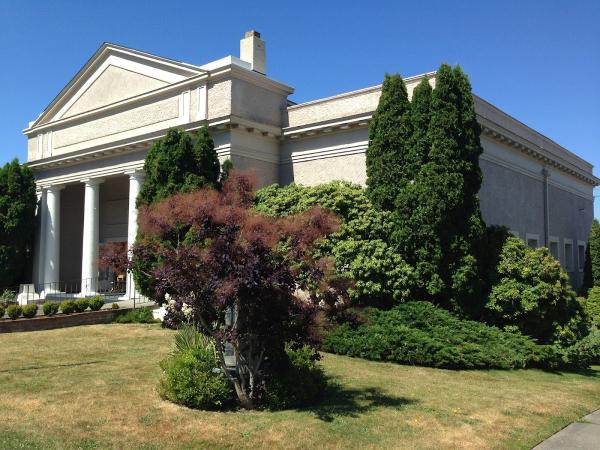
[240,30,266,74]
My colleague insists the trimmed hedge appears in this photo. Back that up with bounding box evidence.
[323,302,564,370]
[42,301,60,316]
[113,307,156,324]
[22,304,38,318]
[74,298,89,313]
[60,301,76,315]
[6,304,22,320]
[88,296,104,311]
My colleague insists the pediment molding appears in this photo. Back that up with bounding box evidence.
[31,43,203,128]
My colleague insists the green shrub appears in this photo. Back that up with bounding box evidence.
[111,303,120,309]
[584,288,600,328]
[265,346,327,410]
[74,298,89,313]
[255,182,414,306]
[159,347,233,410]
[42,301,60,316]
[60,300,76,315]
[0,289,16,308]
[0,305,5,318]
[174,323,214,354]
[21,303,38,318]
[485,236,588,346]
[565,328,600,367]
[6,304,22,320]
[113,307,156,324]
[88,296,104,311]
[323,302,564,370]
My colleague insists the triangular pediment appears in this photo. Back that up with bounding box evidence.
[33,43,203,127]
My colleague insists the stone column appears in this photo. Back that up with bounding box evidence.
[35,189,48,289]
[43,184,65,293]
[125,170,144,298]
[80,178,104,296]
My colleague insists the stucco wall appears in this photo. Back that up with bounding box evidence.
[231,78,287,127]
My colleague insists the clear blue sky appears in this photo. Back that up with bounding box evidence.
[1,1,598,211]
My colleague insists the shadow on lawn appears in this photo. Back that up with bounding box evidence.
[303,382,416,422]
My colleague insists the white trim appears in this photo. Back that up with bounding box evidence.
[525,233,540,249]
[197,85,207,120]
[285,141,368,165]
[36,134,43,159]
[179,90,191,124]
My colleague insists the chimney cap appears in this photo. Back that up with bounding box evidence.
[244,30,261,38]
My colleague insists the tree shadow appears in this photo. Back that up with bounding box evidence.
[300,380,417,422]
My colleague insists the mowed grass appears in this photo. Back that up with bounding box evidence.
[0,325,599,449]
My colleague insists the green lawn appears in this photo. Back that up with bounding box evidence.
[0,324,598,449]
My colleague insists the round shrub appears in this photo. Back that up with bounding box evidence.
[485,236,588,346]
[42,301,60,316]
[88,296,104,311]
[0,305,5,318]
[6,304,22,320]
[159,347,233,410]
[265,346,327,410]
[584,288,600,328]
[22,303,38,318]
[74,298,89,313]
[60,300,76,315]
[566,328,600,367]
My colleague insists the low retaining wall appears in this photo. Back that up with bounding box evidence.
[0,308,129,333]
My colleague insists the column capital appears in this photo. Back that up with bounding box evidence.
[43,184,65,193]
[125,169,144,181]
[80,177,105,186]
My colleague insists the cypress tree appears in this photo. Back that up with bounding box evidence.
[396,64,485,311]
[138,127,220,205]
[192,125,220,188]
[0,160,36,291]
[582,219,600,294]
[366,74,413,211]
[408,78,433,172]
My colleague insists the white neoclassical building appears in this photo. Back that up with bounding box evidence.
[24,30,598,298]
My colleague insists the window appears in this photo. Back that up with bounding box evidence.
[564,239,574,272]
[578,241,586,272]
[526,233,539,249]
[549,236,559,261]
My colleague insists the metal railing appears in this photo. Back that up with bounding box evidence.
[2,273,154,309]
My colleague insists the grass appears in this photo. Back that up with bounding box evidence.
[0,324,598,449]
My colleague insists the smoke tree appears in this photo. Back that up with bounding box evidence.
[131,171,349,408]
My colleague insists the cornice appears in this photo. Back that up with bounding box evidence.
[27,115,281,172]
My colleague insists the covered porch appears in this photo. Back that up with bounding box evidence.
[32,170,145,301]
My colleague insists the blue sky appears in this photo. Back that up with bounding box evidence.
[0,0,598,210]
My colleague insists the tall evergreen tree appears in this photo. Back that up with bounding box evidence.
[581,219,600,294]
[0,159,36,291]
[366,74,413,211]
[408,78,433,172]
[138,127,220,205]
[192,125,221,188]
[395,64,485,311]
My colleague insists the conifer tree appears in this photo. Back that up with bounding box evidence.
[366,74,412,211]
[138,127,220,205]
[408,78,433,172]
[0,160,36,291]
[581,219,600,294]
[396,64,485,311]
[192,125,220,188]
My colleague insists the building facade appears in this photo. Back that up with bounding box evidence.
[24,31,598,297]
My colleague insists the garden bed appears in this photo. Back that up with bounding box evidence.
[0,308,128,333]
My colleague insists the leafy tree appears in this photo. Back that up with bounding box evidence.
[485,236,588,346]
[393,65,485,311]
[581,219,600,294]
[365,74,413,211]
[584,287,600,328]
[254,181,415,306]
[138,127,221,205]
[0,159,36,291]
[132,171,349,409]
